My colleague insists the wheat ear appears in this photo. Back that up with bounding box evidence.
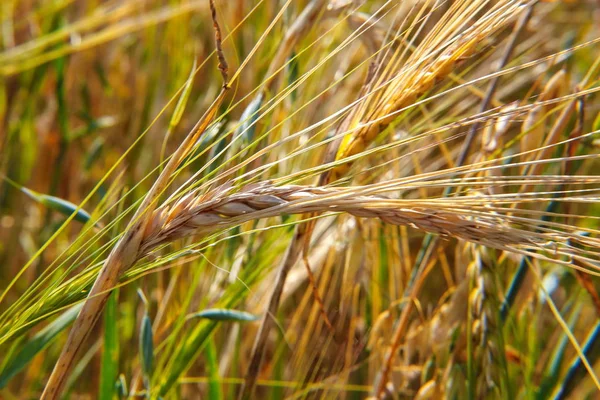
[331,0,530,180]
[469,246,509,398]
[140,181,539,254]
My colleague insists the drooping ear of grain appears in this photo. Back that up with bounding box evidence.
[138,181,595,260]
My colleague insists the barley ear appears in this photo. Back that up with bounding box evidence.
[470,247,510,399]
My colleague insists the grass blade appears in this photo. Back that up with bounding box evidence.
[0,303,83,388]
[17,184,93,225]
[139,312,153,380]
[189,309,259,322]
[205,338,223,400]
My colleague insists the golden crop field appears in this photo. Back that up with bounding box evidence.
[1,1,600,399]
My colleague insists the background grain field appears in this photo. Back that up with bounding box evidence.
[1,1,600,399]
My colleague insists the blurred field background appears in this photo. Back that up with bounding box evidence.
[1,0,600,399]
